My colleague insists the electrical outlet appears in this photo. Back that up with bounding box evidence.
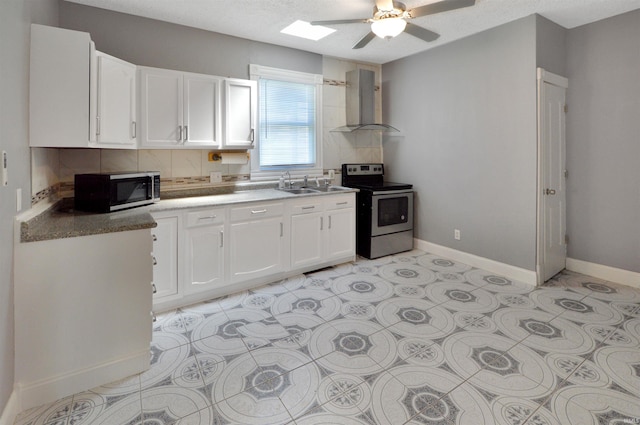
[16,188,22,212]
[210,172,222,183]
[454,229,461,240]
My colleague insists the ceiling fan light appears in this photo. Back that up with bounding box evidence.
[371,17,407,39]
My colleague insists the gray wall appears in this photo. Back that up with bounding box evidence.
[59,1,322,79]
[0,0,59,414]
[566,10,640,272]
[382,16,539,271]
[536,15,567,76]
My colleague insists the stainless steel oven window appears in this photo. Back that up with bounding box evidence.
[371,191,413,236]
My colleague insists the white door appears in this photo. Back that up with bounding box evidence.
[537,68,568,283]
[291,212,324,269]
[325,207,355,261]
[184,224,225,294]
[96,53,136,147]
[229,217,284,283]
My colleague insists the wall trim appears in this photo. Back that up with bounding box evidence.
[16,349,149,412]
[415,239,538,286]
[566,258,640,289]
[0,390,19,425]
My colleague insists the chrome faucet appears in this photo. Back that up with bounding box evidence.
[283,171,292,188]
[303,175,308,187]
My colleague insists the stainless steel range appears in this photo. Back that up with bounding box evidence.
[342,163,414,259]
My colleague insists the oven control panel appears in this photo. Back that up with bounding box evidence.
[342,163,384,176]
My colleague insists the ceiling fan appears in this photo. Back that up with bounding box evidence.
[311,0,476,49]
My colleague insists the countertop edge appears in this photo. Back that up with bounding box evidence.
[19,186,358,243]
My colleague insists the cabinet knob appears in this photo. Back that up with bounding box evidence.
[152,283,157,294]
[152,256,157,266]
[152,234,157,242]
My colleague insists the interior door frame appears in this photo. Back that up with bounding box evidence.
[536,68,569,285]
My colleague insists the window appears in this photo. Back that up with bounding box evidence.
[250,65,323,179]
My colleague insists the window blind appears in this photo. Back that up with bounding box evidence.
[259,78,316,167]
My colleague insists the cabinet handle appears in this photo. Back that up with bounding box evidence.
[251,209,267,214]
[302,206,315,210]
[152,283,157,294]
[198,215,217,220]
[184,125,189,141]
[152,234,157,241]
[152,256,157,266]
[151,311,157,322]
[220,230,224,248]
[132,121,137,139]
[250,128,255,144]
[96,116,101,136]
[178,126,183,142]
[329,216,332,229]
[280,222,283,237]
[336,202,348,206]
[320,217,323,231]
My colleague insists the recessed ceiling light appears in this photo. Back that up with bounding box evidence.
[281,20,336,41]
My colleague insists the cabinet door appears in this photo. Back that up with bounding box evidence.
[184,224,225,294]
[29,24,93,148]
[151,216,179,300]
[183,73,222,147]
[139,67,183,147]
[229,217,284,283]
[224,79,257,148]
[96,52,136,148]
[325,207,355,261]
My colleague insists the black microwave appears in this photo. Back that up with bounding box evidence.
[74,172,160,213]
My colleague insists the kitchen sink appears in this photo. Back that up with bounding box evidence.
[312,186,348,192]
[277,187,320,194]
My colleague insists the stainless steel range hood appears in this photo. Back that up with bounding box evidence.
[332,69,399,133]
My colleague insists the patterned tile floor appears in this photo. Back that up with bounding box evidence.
[15,249,640,425]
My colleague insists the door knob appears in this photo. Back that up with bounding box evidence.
[545,188,556,195]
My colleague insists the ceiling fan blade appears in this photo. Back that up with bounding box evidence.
[376,0,395,12]
[409,0,475,18]
[310,18,369,26]
[404,22,440,42]
[353,31,376,49]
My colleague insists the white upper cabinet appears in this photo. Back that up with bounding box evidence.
[139,67,223,148]
[224,79,257,149]
[95,52,137,148]
[29,24,95,148]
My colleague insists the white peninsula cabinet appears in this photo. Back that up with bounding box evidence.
[150,192,355,312]
[150,212,179,300]
[139,67,222,148]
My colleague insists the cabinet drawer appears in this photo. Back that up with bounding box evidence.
[291,200,324,215]
[325,195,355,210]
[186,208,225,228]
[230,202,284,222]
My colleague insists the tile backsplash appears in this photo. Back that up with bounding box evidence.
[30,57,384,205]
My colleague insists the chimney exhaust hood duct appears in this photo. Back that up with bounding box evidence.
[332,69,399,133]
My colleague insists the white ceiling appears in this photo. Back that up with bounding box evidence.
[64,0,640,64]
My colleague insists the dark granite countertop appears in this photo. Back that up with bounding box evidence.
[20,198,157,243]
[20,183,357,243]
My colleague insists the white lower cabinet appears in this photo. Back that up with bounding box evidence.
[290,200,324,269]
[325,196,356,261]
[151,193,354,311]
[151,212,179,300]
[229,202,286,283]
[290,194,355,269]
[184,208,225,294]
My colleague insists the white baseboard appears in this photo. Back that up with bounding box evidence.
[414,239,538,286]
[0,390,19,425]
[566,258,640,289]
[17,349,149,412]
